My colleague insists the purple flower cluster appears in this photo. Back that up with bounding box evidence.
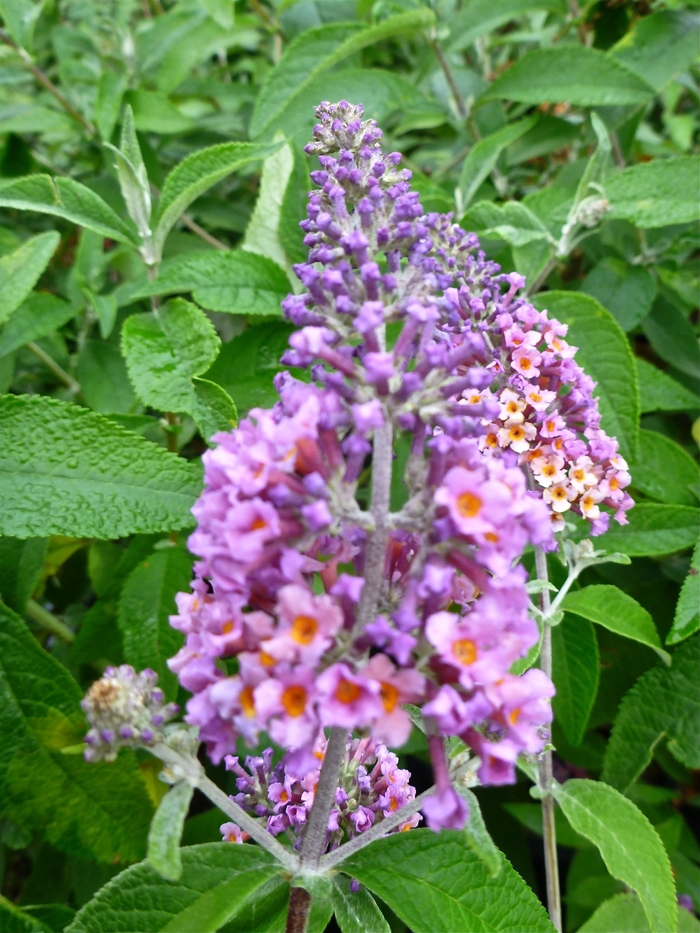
[81,665,178,763]
[220,736,419,848]
[167,101,630,829]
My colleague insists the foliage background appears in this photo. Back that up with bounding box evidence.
[0,0,698,930]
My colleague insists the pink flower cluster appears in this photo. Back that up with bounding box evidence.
[220,736,419,850]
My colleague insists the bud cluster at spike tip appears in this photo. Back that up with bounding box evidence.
[81,665,178,762]
[220,735,420,850]
[161,101,632,831]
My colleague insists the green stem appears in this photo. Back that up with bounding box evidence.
[25,600,75,643]
[27,342,81,394]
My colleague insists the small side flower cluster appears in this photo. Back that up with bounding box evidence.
[220,736,419,849]
[81,665,178,763]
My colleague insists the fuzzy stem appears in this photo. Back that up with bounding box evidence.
[285,887,312,933]
[429,38,467,119]
[27,342,81,394]
[299,726,348,870]
[25,599,75,643]
[150,744,299,872]
[318,786,434,872]
[534,546,562,933]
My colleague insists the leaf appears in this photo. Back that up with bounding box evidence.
[249,10,435,139]
[602,636,700,792]
[605,157,700,229]
[445,0,566,51]
[458,787,504,877]
[636,359,700,414]
[121,299,220,413]
[0,395,201,539]
[0,601,153,863]
[342,829,555,932]
[581,258,656,333]
[532,291,639,462]
[580,893,700,933]
[332,875,390,933]
[0,232,60,326]
[131,250,289,316]
[483,47,653,107]
[242,139,295,273]
[633,430,700,507]
[0,896,51,933]
[667,542,700,646]
[0,291,75,358]
[192,378,238,443]
[461,200,553,247]
[0,0,43,50]
[117,545,192,699]
[597,504,699,557]
[95,70,128,142]
[563,585,668,663]
[76,341,137,415]
[552,779,676,933]
[128,90,194,135]
[147,781,194,881]
[153,142,282,257]
[0,176,138,246]
[610,10,700,94]
[458,118,537,209]
[551,614,599,746]
[105,105,151,244]
[0,536,47,615]
[641,296,700,381]
[67,844,279,933]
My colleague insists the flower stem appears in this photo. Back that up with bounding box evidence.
[25,599,75,643]
[299,726,348,870]
[285,886,312,933]
[534,546,562,933]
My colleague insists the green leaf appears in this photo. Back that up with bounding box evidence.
[95,71,128,142]
[458,787,504,877]
[0,536,47,615]
[76,341,137,415]
[249,10,435,139]
[532,291,639,462]
[117,545,192,699]
[641,296,700,381]
[343,829,555,932]
[153,142,282,258]
[242,139,295,273]
[597,504,699,557]
[121,299,220,413]
[580,893,700,933]
[105,105,151,245]
[605,157,700,229]
[332,875,390,933]
[147,781,194,881]
[445,0,566,51]
[0,291,75,358]
[0,896,51,933]
[551,614,599,746]
[633,430,700,507]
[552,779,676,933]
[0,0,43,50]
[0,601,153,863]
[131,250,289,316]
[610,10,700,94]
[667,542,700,646]
[636,359,700,414]
[581,258,656,333]
[0,232,60,326]
[192,378,238,443]
[483,47,653,107]
[127,90,194,136]
[0,395,201,538]
[458,118,537,209]
[502,802,591,849]
[461,200,553,247]
[0,176,139,246]
[67,843,281,933]
[603,636,700,792]
[563,585,668,663]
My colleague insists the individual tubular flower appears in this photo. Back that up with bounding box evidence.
[81,665,179,763]
[220,737,420,849]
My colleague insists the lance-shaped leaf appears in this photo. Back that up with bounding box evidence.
[242,139,295,273]
[147,781,194,881]
[0,232,60,326]
[605,157,700,229]
[0,395,201,539]
[667,542,700,646]
[579,892,700,933]
[0,291,76,357]
[551,614,599,746]
[636,359,700,414]
[632,430,700,507]
[105,105,152,252]
[0,176,139,245]
[0,536,47,615]
[602,636,700,792]
[597,504,699,557]
[153,141,282,257]
[332,875,390,933]
[552,779,677,933]
[458,117,537,209]
[563,585,669,663]
[610,10,700,94]
[343,829,554,932]
[249,10,435,139]
[66,843,281,933]
[445,0,565,51]
[0,602,153,863]
[458,787,503,877]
